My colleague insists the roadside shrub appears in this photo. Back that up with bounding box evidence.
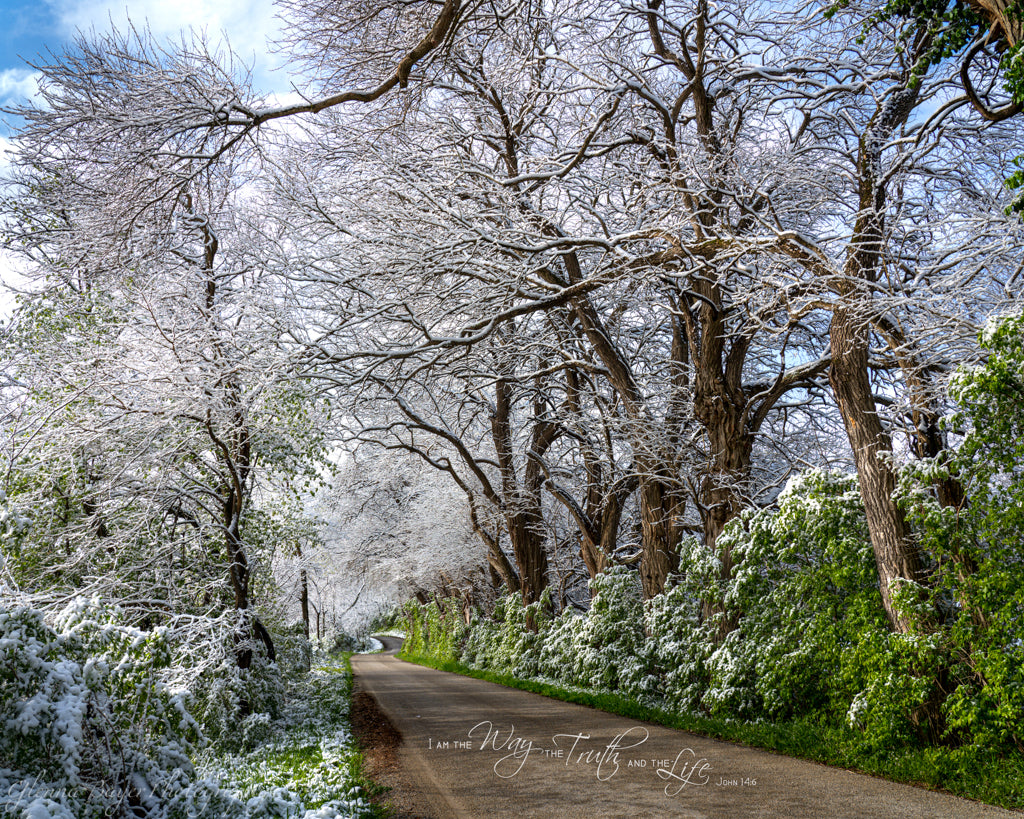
[645,537,727,713]
[0,598,378,818]
[402,596,467,663]
[181,611,284,752]
[570,566,649,694]
[275,622,314,679]
[0,598,237,819]
[536,606,586,683]
[645,575,712,713]
[461,591,551,677]
[893,311,1024,752]
[708,471,891,723]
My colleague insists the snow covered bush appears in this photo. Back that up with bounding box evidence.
[535,567,651,696]
[700,471,891,722]
[197,658,379,819]
[0,599,379,818]
[182,611,284,752]
[649,470,949,746]
[0,598,237,819]
[644,539,722,713]
[459,591,551,677]
[402,596,468,663]
[448,571,651,691]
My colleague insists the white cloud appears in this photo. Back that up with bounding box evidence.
[0,136,29,322]
[0,69,41,106]
[48,0,291,92]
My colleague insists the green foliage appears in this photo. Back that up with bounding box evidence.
[271,622,314,681]
[536,567,652,697]
[366,605,403,635]
[714,472,893,725]
[895,311,1024,752]
[463,591,546,676]
[858,0,982,72]
[401,597,469,664]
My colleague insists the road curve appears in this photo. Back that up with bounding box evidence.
[350,641,1018,819]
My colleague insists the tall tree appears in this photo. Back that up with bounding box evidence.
[2,167,325,668]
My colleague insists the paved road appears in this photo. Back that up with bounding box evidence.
[349,639,1019,818]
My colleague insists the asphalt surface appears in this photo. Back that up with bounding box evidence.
[349,637,1020,818]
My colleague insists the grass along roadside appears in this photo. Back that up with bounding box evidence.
[196,655,387,818]
[398,651,1024,813]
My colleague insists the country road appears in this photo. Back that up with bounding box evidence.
[349,639,1019,819]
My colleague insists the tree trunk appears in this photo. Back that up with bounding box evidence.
[466,494,522,594]
[300,568,310,641]
[491,373,551,605]
[506,505,549,605]
[293,540,310,640]
[830,307,926,633]
[575,492,621,582]
[827,78,930,635]
[638,478,680,599]
[693,384,753,582]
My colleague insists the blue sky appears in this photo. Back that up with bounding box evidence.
[0,0,287,314]
[0,0,287,135]
[0,2,56,66]
[0,1,57,119]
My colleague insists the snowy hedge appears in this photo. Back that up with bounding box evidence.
[414,471,905,733]
[0,599,237,819]
[0,600,377,819]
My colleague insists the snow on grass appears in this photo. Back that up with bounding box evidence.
[196,658,380,819]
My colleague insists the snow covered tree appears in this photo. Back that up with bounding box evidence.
[1,162,328,675]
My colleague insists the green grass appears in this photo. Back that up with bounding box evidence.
[398,651,1024,812]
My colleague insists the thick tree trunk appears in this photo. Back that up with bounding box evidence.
[693,389,753,581]
[491,374,551,606]
[827,79,931,636]
[638,478,681,599]
[506,505,549,605]
[830,307,926,633]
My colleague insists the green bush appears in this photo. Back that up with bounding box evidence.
[460,591,551,677]
[182,611,284,752]
[893,311,1024,752]
[709,471,891,723]
[402,597,468,663]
